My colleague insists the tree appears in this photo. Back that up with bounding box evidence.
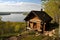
[42,0,60,23]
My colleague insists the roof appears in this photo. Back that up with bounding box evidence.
[24,11,52,23]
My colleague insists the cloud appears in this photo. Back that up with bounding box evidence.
[0,2,42,12]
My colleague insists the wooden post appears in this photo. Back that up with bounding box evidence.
[42,23,46,33]
[29,21,30,27]
[43,23,46,33]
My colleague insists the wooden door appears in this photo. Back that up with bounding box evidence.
[33,22,37,30]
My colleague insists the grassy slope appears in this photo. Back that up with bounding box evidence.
[0,21,59,40]
[20,28,59,40]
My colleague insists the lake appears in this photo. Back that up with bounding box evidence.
[1,13,26,22]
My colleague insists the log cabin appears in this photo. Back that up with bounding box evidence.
[24,10,52,33]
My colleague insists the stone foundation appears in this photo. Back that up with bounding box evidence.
[44,29,55,36]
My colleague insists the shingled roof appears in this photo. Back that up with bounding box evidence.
[24,10,52,23]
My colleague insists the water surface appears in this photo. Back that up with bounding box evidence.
[1,14,26,22]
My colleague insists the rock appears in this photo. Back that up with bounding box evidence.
[8,36,17,40]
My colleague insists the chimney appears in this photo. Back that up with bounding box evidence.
[41,9,43,11]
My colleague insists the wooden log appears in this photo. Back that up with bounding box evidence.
[43,23,46,33]
[29,21,30,27]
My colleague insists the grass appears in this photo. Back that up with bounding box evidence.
[0,21,59,40]
[0,33,19,37]
[20,27,59,40]
[21,35,44,40]
[0,21,26,40]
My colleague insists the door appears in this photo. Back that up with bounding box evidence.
[33,22,37,30]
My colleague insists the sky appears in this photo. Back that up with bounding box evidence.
[0,0,41,4]
[0,0,42,22]
[0,0,42,12]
